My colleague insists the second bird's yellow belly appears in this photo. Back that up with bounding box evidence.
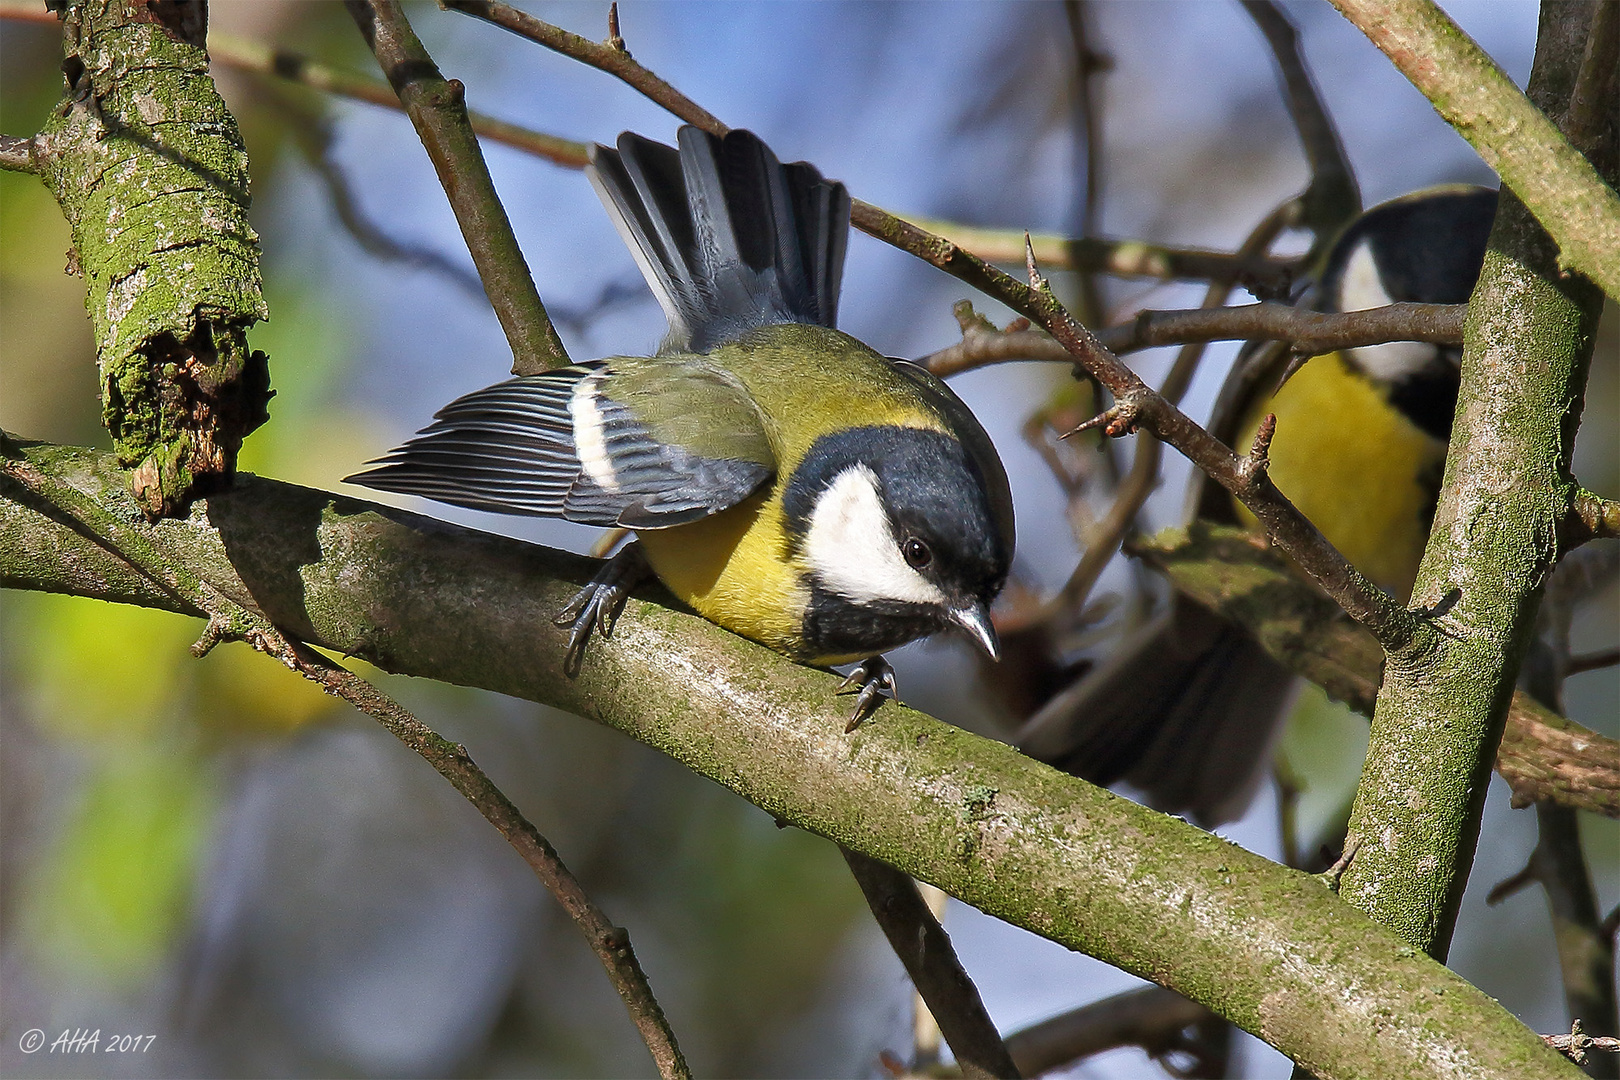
[1232,354,1447,601]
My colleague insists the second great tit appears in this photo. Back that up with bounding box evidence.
[1016,186,1498,825]
[348,127,1015,722]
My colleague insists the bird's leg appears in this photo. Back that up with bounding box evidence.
[555,541,651,676]
[836,655,898,732]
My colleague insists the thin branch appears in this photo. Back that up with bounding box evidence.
[277,97,487,298]
[1016,243,1420,655]
[1034,200,1299,627]
[1562,0,1619,152]
[1062,0,1108,326]
[0,133,36,173]
[906,218,1298,290]
[1240,0,1360,239]
[1569,647,1620,677]
[1571,489,1620,545]
[0,440,1588,1080]
[0,0,1300,294]
[1328,0,1620,300]
[441,0,727,132]
[1543,1020,1620,1068]
[1004,987,1226,1078]
[437,0,1302,295]
[0,447,690,1080]
[345,0,569,375]
[843,851,1020,1080]
[918,300,1464,377]
[266,640,693,1080]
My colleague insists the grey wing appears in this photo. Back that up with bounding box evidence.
[345,362,775,529]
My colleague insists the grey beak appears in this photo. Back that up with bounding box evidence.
[950,603,1001,661]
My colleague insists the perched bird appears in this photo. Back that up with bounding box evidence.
[348,127,1014,724]
[1016,186,1499,825]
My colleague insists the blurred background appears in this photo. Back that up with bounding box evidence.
[1,1,1614,1077]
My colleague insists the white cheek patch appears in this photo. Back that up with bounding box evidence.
[1338,240,1435,381]
[803,464,948,608]
[570,373,619,492]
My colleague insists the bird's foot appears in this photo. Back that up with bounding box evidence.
[836,655,898,732]
[555,542,651,676]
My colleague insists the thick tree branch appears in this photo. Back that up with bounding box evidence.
[1328,0,1620,300]
[842,851,1020,1079]
[0,439,1580,1080]
[1132,523,1620,819]
[1337,1,1614,961]
[0,443,689,1080]
[346,0,569,375]
[30,0,270,519]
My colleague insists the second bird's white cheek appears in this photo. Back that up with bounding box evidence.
[802,465,947,607]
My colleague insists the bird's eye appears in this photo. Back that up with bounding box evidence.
[902,537,933,570]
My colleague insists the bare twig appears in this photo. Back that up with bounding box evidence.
[277,98,487,298]
[843,850,1021,1080]
[919,300,1464,376]
[1030,200,1300,624]
[1524,545,1620,1077]
[1004,986,1227,1078]
[1014,241,1419,654]
[346,0,570,375]
[437,0,1302,296]
[441,0,727,132]
[264,639,693,1080]
[1562,0,1619,152]
[1063,0,1108,326]
[1571,489,1620,545]
[1241,1,1360,239]
[0,133,36,173]
[910,218,1298,290]
[1543,1020,1620,1067]
[0,450,691,1080]
[1569,647,1620,676]
[1329,0,1620,299]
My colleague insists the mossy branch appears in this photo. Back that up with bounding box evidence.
[1336,2,1612,960]
[1328,0,1620,300]
[1132,523,1620,819]
[28,0,270,518]
[0,438,1580,1080]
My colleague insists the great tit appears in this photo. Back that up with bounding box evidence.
[348,127,1014,722]
[1016,186,1498,825]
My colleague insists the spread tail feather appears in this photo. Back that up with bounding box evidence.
[588,127,850,352]
[1016,597,1296,827]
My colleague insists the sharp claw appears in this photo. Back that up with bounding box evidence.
[554,542,651,675]
[839,656,897,731]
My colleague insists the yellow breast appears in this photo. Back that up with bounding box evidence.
[1231,354,1446,601]
[637,490,810,657]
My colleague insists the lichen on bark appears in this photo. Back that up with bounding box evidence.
[32,0,270,519]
